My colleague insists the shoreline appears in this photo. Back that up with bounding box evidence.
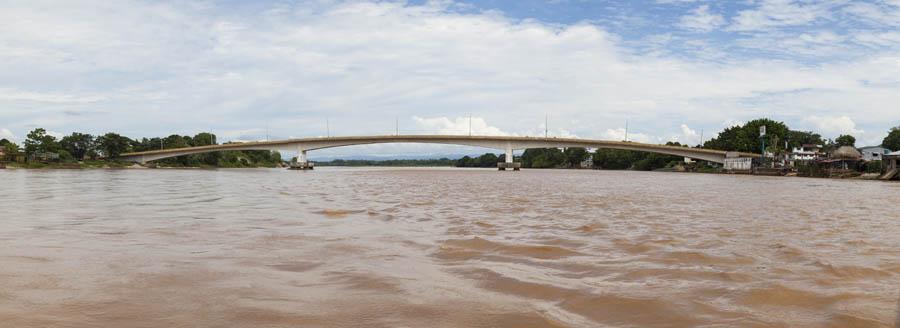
[1,163,894,181]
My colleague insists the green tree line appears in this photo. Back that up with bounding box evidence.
[1,128,281,168]
[3,121,899,168]
[454,119,900,170]
[701,118,867,153]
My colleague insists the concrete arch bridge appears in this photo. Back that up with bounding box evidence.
[118,135,758,169]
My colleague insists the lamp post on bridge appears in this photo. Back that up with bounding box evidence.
[760,125,767,168]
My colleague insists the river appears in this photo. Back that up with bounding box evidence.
[1,168,898,327]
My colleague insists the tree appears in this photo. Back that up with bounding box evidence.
[59,132,95,160]
[563,147,589,167]
[521,148,565,168]
[834,134,856,147]
[190,132,219,166]
[786,130,824,149]
[882,127,900,151]
[593,148,639,169]
[454,153,500,167]
[703,118,790,153]
[476,153,498,167]
[24,128,60,155]
[96,133,132,158]
[2,141,19,161]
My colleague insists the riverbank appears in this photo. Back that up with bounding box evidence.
[2,162,896,181]
[1,161,282,170]
[2,161,135,169]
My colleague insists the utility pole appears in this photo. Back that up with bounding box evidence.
[625,119,629,142]
[468,114,472,136]
[699,128,704,147]
[266,123,269,142]
[545,114,549,138]
[396,117,399,136]
[760,125,767,168]
[326,118,330,138]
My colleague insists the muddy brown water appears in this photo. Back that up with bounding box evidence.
[1,168,898,327]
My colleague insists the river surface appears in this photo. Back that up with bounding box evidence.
[0,168,898,327]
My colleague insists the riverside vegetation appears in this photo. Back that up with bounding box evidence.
[459,118,900,171]
[1,129,281,168]
[3,119,899,170]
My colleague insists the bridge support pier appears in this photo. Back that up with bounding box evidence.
[498,145,521,171]
[289,148,314,170]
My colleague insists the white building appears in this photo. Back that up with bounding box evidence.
[579,154,594,169]
[857,145,892,161]
[789,144,824,162]
[724,157,752,170]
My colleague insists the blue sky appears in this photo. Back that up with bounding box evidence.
[1,0,900,156]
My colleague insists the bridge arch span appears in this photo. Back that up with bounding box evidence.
[118,135,758,165]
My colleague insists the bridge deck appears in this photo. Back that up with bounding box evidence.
[119,135,760,164]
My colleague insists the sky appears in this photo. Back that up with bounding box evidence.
[2,0,900,157]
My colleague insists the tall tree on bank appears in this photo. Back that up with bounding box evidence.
[883,127,900,151]
[703,119,790,153]
[24,128,60,155]
[1,139,19,161]
[786,130,825,148]
[834,134,856,147]
[563,147,589,167]
[96,133,132,158]
[521,148,565,168]
[60,132,95,160]
[191,132,220,166]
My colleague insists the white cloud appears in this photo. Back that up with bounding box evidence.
[734,31,850,57]
[46,131,65,139]
[852,31,900,48]
[669,124,701,145]
[0,1,899,156]
[657,0,702,3]
[0,128,16,142]
[678,5,725,32]
[412,116,508,136]
[843,1,900,28]
[728,0,835,32]
[601,128,655,144]
[803,115,864,136]
[0,88,106,103]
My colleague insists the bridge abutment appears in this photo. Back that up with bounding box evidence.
[498,144,521,171]
[497,162,522,171]
[289,148,314,170]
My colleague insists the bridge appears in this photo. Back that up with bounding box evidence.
[118,135,759,169]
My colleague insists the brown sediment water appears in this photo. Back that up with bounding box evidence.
[0,167,898,327]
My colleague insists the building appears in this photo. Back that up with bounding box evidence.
[882,151,900,180]
[828,146,863,171]
[724,157,752,171]
[29,152,60,163]
[789,144,824,162]
[857,145,892,161]
[579,155,593,169]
